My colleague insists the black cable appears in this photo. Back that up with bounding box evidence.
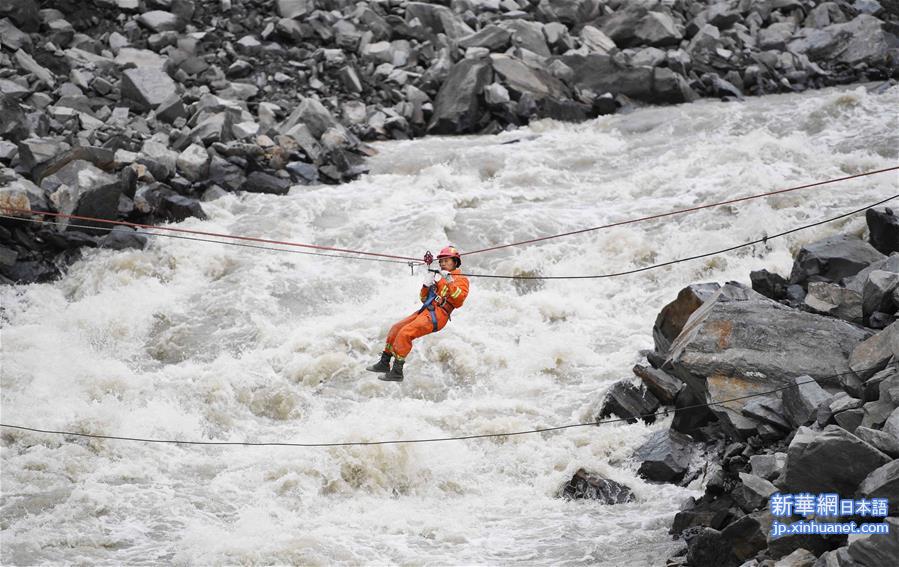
[0,214,411,265]
[457,194,899,279]
[0,365,885,448]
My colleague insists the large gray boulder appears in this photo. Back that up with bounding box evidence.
[849,322,899,380]
[782,425,891,494]
[489,55,569,100]
[863,270,899,318]
[665,284,869,432]
[561,52,695,104]
[803,282,863,325]
[536,0,603,26]
[121,68,178,111]
[854,426,899,458]
[788,15,893,66]
[857,459,899,515]
[790,234,886,285]
[847,517,899,567]
[634,12,682,47]
[499,20,551,58]
[457,26,510,51]
[633,364,682,405]
[652,283,722,354]
[866,207,899,255]
[428,58,492,135]
[597,380,659,424]
[633,429,694,483]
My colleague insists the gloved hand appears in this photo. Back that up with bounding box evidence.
[439,269,453,283]
[422,267,436,286]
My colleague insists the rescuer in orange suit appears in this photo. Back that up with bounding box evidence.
[366,246,470,382]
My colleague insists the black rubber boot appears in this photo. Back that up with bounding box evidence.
[366,352,392,373]
[380,358,405,382]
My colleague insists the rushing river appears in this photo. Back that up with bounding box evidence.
[2,84,897,565]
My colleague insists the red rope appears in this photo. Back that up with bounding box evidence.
[3,166,896,262]
[0,207,421,262]
[463,165,899,256]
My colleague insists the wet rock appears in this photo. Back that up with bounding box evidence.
[846,517,899,566]
[684,527,735,567]
[279,97,342,140]
[790,234,886,286]
[671,384,716,436]
[767,532,846,561]
[99,225,147,251]
[722,510,772,563]
[634,429,694,483]
[782,375,831,428]
[866,207,899,255]
[559,468,635,504]
[803,282,863,325]
[782,425,891,494]
[597,380,660,424]
[240,171,291,195]
[121,67,179,111]
[849,322,899,380]
[428,57,492,135]
[633,364,682,405]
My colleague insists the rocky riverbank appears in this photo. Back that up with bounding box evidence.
[565,208,899,566]
[2,0,898,284]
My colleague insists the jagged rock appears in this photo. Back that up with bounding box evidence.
[833,407,864,432]
[774,549,816,567]
[863,270,899,318]
[632,364,682,405]
[857,459,899,515]
[750,452,787,481]
[722,510,772,563]
[0,0,39,32]
[279,97,342,139]
[671,384,715,436]
[562,52,694,104]
[759,22,796,51]
[742,396,791,431]
[14,49,55,87]
[685,527,734,567]
[634,429,694,483]
[844,255,899,293]
[885,406,899,438]
[277,0,313,19]
[782,375,832,428]
[782,425,891,494]
[458,25,510,51]
[0,18,31,52]
[652,283,722,354]
[867,208,899,255]
[597,380,659,424]
[559,468,634,504]
[790,234,886,285]
[596,5,647,48]
[176,144,209,182]
[579,25,616,54]
[803,282,863,324]
[751,269,789,300]
[634,12,682,47]
[788,15,892,66]
[861,398,895,429]
[121,67,178,111]
[665,284,869,434]
[240,171,291,195]
[846,517,899,566]
[490,55,568,100]
[733,472,778,512]
[849,322,899,380]
[428,57,492,135]
[42,160,122,234]
[536,0,602,26]
[99,225,147,251]
[499,20,551,57]
[405,2,474,39]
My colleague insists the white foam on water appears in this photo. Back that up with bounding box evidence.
[2,85,898,564]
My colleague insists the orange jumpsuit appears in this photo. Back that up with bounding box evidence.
[384,268,470,360]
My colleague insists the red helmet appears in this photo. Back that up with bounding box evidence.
[436,245,462,266]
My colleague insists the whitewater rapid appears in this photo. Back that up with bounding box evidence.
[2,84,897,565]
